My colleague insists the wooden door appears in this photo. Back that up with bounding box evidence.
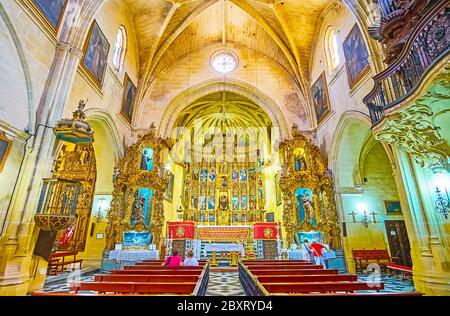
[385,220,412,266]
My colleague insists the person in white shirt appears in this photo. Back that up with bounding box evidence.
[183,249,199,266]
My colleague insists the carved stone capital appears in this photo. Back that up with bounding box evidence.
[375,103,450,170]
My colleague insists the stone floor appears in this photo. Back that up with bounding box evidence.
[41,269,415,295]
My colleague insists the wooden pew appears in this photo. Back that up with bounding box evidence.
[247,269,339,276]
[47,251,83,275]
[247,264,322,270]
[243,260,309,265]
[135,262,206,267]
[70,281,197,294]
[256,274,358,283]
[94,274,200,283]
[270,292,423,296]
[123,265,204,271]
[261,281,384,293]
[112,269,203,275]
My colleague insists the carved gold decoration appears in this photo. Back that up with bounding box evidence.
[50,143,97,251]
[279,125,341,248]
[54,100,94,144]
[105,123,168,250]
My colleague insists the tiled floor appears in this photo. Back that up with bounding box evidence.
[41,269,415,296]
[206,272,246,296]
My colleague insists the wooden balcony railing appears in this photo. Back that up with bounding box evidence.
[364,2,449,125]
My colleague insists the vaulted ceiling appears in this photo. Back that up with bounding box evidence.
[123,0,336,99]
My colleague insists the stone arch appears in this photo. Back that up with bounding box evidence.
[158,79,290,140]
[0,3,34,131]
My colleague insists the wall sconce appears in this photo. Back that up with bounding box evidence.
[432,171,449,219]
[348,202,378,228]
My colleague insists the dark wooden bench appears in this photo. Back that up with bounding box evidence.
[94,274,200,283]
[270,292,423,296]
[47,251,83,275]
[70,281,197,294]
[247,264,322,270]
[386,263,413,280]
[262,281,384,294]
[123,265,204,271]
[352,249,394,273]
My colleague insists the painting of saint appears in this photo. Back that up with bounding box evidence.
[249,169,256,181]
[209,169,217,182]
[192,166,199,180]
[294,148,307,172]
[120,74,137,123]
[208,213,215,223]
[294,188,316,225]
[191,195,198,209]
[140,148,154,171]
[232,196,239,210]
[311,72,331,125]
[240,169,247,182]
[208,196,215,210]
[32,0,65,29]
[232,170,239,182]
[199,196,206,210]
[343,25,370,87]
[241,196,248,210]
[200,169,208,182]
[82,21,110,88]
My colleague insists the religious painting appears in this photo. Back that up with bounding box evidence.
[82,20,110,88]
[384,200,402,215]
[232,169,239,182]
[199,196,207,210]
[241,196,248,210]
[32,0,66,30]
[192,165,199,180]
[297,231,323,244]
[275,173,282,206]
[0,133,11,173]
[232,196,239,210]
[266,212,275,222]
[311,72,331,125]
[164,172,174,202]
[294,188,316,225]
[123,231,151,247]
[120,74,137,123]
[208,196,215,210]
[140,147,154,171]
[191,195,198,209]
[240,169,247,182]
[200,169,208,182]
[209,169,217,182]
[208,213,215,223]
[343,24,370,88]
[130,188,153,227]
[293,147,307,172]
[249,169,256,181]
[250,195,256,210]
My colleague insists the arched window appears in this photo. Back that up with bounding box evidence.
[325,27,340,73]
[112,26,127,71]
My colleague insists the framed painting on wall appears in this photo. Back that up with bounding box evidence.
[31,0,66,31]
[343,24,371,88]
[120,74,137,123]
[311,71,332,125]
[0,133,12,173]
[82,20,110,89]
[165,172,174,202]
[384,200,402,215]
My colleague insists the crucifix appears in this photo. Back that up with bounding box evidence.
[348,211,357,223]
[370,211,378,223]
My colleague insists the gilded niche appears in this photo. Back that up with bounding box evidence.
[279,125,341,249]
[105,123,169,250]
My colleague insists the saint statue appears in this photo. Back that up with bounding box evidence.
[301,192,315,221]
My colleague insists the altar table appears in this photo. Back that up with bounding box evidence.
[109,250,159,269]
[203,243,245,257]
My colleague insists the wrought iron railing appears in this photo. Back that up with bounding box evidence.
[364,2,449,125]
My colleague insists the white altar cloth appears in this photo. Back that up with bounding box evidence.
[287,250,303,260]
[109,250,159,262]
[203,243,245,257]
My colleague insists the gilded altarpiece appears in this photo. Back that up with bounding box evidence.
[52,144,97,251]
[279,126,341,249]
[105,124,168,250]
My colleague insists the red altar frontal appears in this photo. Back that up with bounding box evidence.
[166,222,281,260]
